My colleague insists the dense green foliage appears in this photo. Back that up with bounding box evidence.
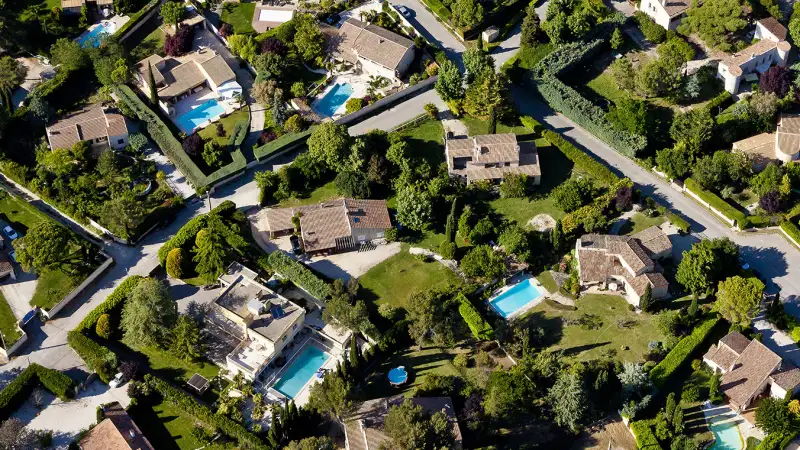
[0,364,75,420]
[157,201,237,266]
[253,128,315,162]
[684,178,749,228]
[542,130,620,185]
[649,317,720,387]
[268,251,333,300]
[457,293,494,340]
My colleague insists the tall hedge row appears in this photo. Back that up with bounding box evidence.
[157,200,237,266]
[781,220,800,246]
[144,374,269,450]
[68,276,144,383]
[253,128,315,162]
[267,251,333,300]
[630,420,662,450]
[542,130,620,185]
[457,293,494,340]
[649,317,720,388]
[684,179,749,228]
[0,364,75,420]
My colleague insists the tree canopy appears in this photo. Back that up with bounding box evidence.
[676,238,739,295]
[13,221,74,274]
[121,278,177,348]
[383,400,455,450]
[715,276,765,329]
[677,0,747,51]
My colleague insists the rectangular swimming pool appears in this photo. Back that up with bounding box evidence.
[76,23,113,48]
[176,99,225,134]
[489,279,543,319]
[314,83,353,117]
[273,346,329,399]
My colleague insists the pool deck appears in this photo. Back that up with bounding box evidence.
[75,15,130,45]
[310,72,398,119]
[487,273,550,320]
[701,401,763,448]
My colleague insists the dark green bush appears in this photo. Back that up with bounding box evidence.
[157,200,237,266]
[0,364,75,420]
[74,276,144,333]
[684,179,749,228]
[144,374,269,450]
[781,220,800,246]
[457,293,494,340]
[253,128,315,162]
[267,251,333,300]
[706,91,733,116]
[114,0,160,38]
[630,420,662,450]
[633,12,666,44]
[520,115,544,134]
[227,118,250,148]
[650,317,720,387]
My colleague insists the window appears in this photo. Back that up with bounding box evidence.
[376,231,384,238]
[282,335,288,342]
[292,323,297,330]
[117,139,124,145]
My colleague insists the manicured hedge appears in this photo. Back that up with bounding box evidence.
[633,11,666,44]
[520,115,544,134]
[228,119,250,148]
[253,128,315,162]
[649,317,720,388]
[267,251,333,300]
[419,0,452,22]
[115,0,160,39]
[0,364,75,420]
[74,276,144,333]
[457,293,494,340]
[534,39,606,77]
[684,178,749,228]
[536,75,647,157]
[781,220,800,247]
[630,420,662,450]
[543,130,620,185]
[706,91,733,116]
[657,206,691,234]
[157,200,237,265]
[114,86,246,192]
[144,374,269,450]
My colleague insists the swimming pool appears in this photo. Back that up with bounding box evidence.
[176,99,225,134]
[273,346,330,399]
[708,420,743,450]
[76,23,114,48]
[314,83,353,117]
[489,279,543,318]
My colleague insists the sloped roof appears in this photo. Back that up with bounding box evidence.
[80,403,154,450]
[704,343,740,371]
[334,18,414,71]
[300,203,352,252]
[758,17,788,41]
[659,0,691,17]
[777,113,800,156]
[721,339,782,408]
[345,198,392,230]
[721,39,781,76]
[631,226,673,257]
[136,52,236,100]
[721,331,752,354]
[46,104,127,150]
[770,361,800,391]
[472,134,520,163]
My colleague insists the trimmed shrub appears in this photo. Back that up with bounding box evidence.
[67,331,119,383]
[144,374,269,450]
[520,115,544,133]
[0,364,75,420]
[439,241,456,260]
[74,276,144,333]
[457,293,494,340]
[166,248,186,279]
[114,0,159,38]
[633,11,666,44]
[630,420,662,450]
[267,251,333,300]
[656,205,691,234]
[227,119,250,149]
[95,314,112,340]
[650,317,720,387]
[543,130,620,185]
[157,201,237,266]
[706,91,733,116]
[685,178,749,228]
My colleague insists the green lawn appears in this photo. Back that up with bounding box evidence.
[136,345,220,382]
[461,115,533,137]
[131,25,167,61]
[0,292,21,348]
[397,119,446,168]
[221,1,256,34]
[278,180,339,207]
[359,247,462,309]
[731,189,758,208]
[586,72,630,105]
[363,346,461,398]
[197,108,249,147]
[30,269,83,310]
[504,42,556,71]
[524,294,664,362]
[620,212,667,235]
[129,399,209,450]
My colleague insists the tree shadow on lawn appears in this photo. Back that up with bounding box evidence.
[127,400,183,450]
[560,341,612,358]
[510,311,564,349]
[534,146,575,196]
[361,347,458,398]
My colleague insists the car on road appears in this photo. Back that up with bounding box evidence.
[290,235,303,255]
[109,372,125,388]
[396,5,411,16]
[2,226,18,241]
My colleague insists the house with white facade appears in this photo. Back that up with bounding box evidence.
[445,133,542,185]
[211,263,307,381]
[733,113,800,171]
[638,0,690,30]
[717,18,791,94]
[332,18,415,81]
[575,226,672,307]
[134,50,242,118]
[704,331,800,413]
[45,103,129,151]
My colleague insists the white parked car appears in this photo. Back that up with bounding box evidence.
[3,226,18,241]
[397,5,411,16]
[109,372,125,388]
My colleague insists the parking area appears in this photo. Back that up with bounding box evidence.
[0,218,32,320]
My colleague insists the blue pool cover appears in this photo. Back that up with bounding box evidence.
[388,367,408,384]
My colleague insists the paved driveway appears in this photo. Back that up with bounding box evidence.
[390,0,466,68]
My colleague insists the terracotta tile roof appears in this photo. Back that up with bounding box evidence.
[660,0,691,17]
[0,253,12,276]
[46,104,127,150]
[80,403,154,450]
[198,54,237,87]
[720,39,779,76]
[577,248,624,283]
[704,343,740,371]
[345,199,392,230]
[472,134,520,163]
[334,18,414,71]
[136,52,236,100]
[771,361,800,391]
[758,17,788,41]
[733,132,777,166]
[721,331,752,354]
[446,138,475,158]
[632,226,673,257]
[609,238,652,273]
[721,340,782,409]
[301,203,352,252]
[265,207,296,233]
[777,114,800,156]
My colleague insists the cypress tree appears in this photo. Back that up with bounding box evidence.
[687,295,698,317]
[488,106,497,134]
[349,337,360,372]
[147,61,158,105]
[673,406,684,434]
[665,392,676,422]
[640,283,653,312]
[550,219,563,252]
[445,198,458,243]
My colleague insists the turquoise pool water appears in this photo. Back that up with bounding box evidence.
[708,421,743,450]
[489,279,543,318]
[315,83,353,117]
[76,23,113,48]
[273,346,329,399]
[176,99,225,134]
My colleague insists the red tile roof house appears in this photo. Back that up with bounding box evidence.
[79,402,154,450]
[45,104,129,152]
[264,198,392,255]
[575,226,672,308]
[703,332,800,415]
[445,133,541,186]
